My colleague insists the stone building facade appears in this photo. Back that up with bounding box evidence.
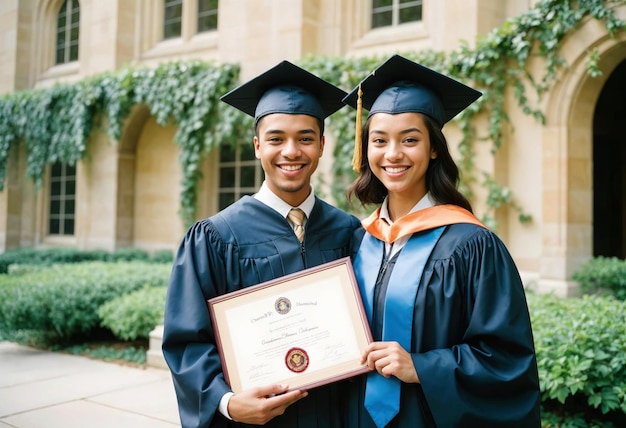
[0,0,625,296]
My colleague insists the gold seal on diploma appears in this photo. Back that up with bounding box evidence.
[285,347,309,373]
[274,297,291,315]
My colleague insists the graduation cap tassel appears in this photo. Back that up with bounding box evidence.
[351,83,363,173]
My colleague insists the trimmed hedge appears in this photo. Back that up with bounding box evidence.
[0,261,171,344]
[0,247,173,274]
[529,292,626,427]
[98,285,167,341]
[572,256,626,301]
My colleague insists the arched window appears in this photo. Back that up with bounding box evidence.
[372,0,422,29]
[55,0,80,64]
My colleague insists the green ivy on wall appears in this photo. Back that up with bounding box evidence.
[0,0,624,228]
[0,61,246,226]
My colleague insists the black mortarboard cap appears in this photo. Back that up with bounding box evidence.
[220,60,347,126]
[343,54,482,127]
[343,54,482,171]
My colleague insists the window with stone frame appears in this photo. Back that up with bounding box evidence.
[48,162,76,236]
[217,142,262,210]
[197,0,218,33]
[371,0,422,29]
[163,0,183,39]
[55,0,80,64]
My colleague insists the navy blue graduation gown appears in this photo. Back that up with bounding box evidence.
[163,196,361,428]
[345,223,541,427]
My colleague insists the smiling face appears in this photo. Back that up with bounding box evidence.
[254,113,325,207]
[367,112,437,218]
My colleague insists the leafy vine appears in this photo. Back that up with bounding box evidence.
[0,0,624,229]
[0,61,242,226]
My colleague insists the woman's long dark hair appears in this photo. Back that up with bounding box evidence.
[347,113,473,213]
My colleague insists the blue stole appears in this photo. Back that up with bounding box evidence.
[354,226,445,428]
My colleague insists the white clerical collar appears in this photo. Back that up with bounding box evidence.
[254,181,315,219]
[379,192,436,224]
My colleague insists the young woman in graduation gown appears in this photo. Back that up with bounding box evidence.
[342,55,541,428]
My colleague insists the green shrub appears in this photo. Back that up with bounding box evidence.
[572,257,626,301]
[0,247,174,273]
[540,405,617,428]
[62,343,147,365]
[98,285,167,341]
[0,247,103,273]
[0,261,170,344]
[151,249,174,264]
[6,264,49,276]
[528,293,626,426]
[105,248,149,262]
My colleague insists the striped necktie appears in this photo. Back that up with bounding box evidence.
[288,208,306,242]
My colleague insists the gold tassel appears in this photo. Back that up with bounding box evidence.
[351,84,363,173]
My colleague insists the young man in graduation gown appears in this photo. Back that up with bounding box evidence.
[162,61,361,428]
[342,55,541,427]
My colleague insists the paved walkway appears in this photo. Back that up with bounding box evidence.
[0,341,180,427]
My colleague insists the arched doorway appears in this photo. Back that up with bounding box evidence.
[117,105,184,251]
[593,59,626,259]
[538,7,626,295]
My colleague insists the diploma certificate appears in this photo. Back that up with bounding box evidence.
[207,257,373,393]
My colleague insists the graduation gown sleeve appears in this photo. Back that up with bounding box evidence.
[162,219,235,428]
[413,224,541,427]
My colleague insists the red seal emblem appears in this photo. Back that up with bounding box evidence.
[285,347,309,373]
